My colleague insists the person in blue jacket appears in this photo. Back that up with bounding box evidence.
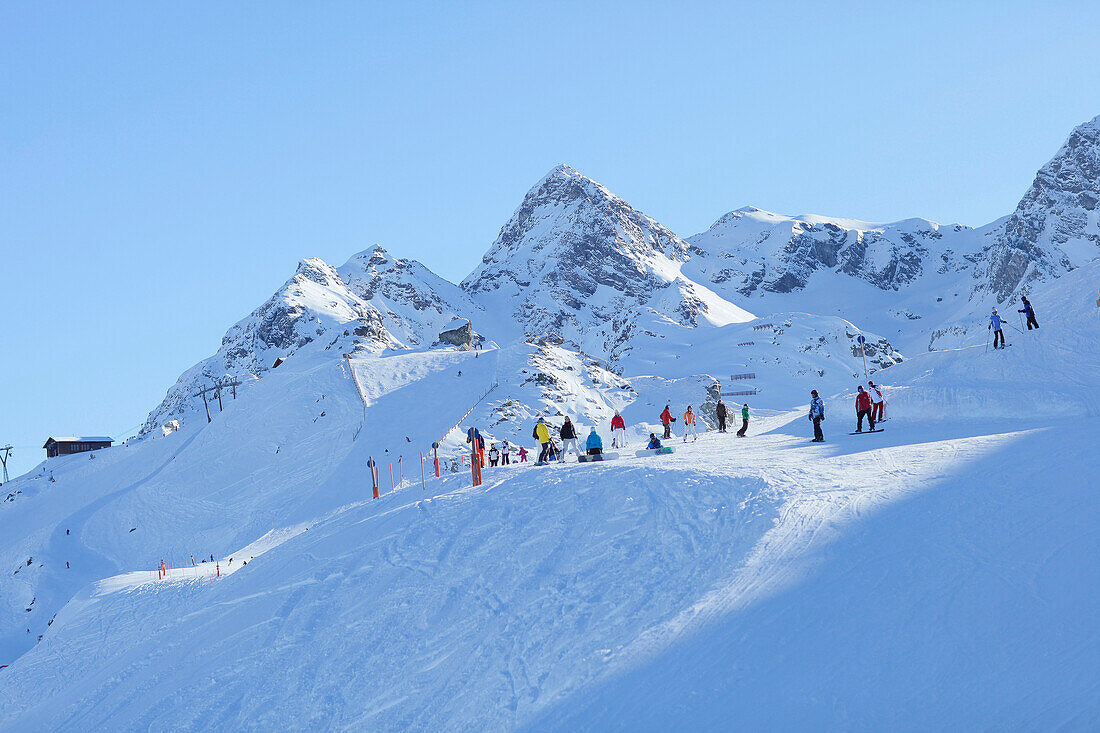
[809,389,825,442]
[585,427,603,456]
[989,308,1006,349]
[647,433,662,449]
[1019,296,1039,330]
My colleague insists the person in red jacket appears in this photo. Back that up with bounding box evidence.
[660,405,675,439]
[611,411,627,448]
[855,385,875,432]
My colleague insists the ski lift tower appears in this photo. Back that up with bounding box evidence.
[0,445,12,484]
[856,334,869,380]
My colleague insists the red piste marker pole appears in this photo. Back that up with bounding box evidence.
[369,457,379,499]
[420,452,426,490]
[389,463,394,491]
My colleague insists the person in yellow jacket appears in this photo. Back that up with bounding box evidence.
[533,417,552,463]
[683,406,698,442]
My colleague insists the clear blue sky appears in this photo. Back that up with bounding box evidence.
[3,0,1099,478]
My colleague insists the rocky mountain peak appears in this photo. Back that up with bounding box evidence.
[980,114,1100,300]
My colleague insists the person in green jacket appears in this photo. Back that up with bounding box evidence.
[736,404,750,437]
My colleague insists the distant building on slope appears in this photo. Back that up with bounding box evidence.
[43,436,113,459]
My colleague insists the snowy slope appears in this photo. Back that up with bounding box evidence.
[2,409,1097,729]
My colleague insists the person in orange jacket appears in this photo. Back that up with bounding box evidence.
[660,405,675,439]
[683,405,698,442]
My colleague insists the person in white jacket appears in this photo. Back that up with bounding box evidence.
[868,380,885,422]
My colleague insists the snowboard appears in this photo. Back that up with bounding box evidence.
[577,452,619,463]
[635,447,674,457]
[849,428,884,435]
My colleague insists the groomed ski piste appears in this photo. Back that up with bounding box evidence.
[1,260,1099,730]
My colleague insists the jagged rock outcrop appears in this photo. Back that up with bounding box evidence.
[978,114,1100,300]
[685,207,974,297]
[461,165,753,360]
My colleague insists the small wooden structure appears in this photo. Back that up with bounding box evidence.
[43,436,113,459]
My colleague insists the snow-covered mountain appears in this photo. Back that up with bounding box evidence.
[5,117,1100,730]
[462,165,754,362]
[683,208,982,351]
[143,246,481,432]
[978,114,1100,300]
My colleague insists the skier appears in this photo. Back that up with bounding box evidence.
[809,389,825,442]
[716,399,728,433]
[533,418,551,463]
[855,385,876,432]
[647,433,663,450]
[488,444,500,467]
[1019,296,1039,330]
[611,411,627,448]
[989,308,1006,349]
[682,406,698,442]
[736,403,750,437]
[500,439,511,465]
[660,405,675,439]
[868,380,885,422]
[585,427,603,456]
[518,446,529,463]
[560,417,580,461]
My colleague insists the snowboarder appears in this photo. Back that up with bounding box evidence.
[1019,296,1039,330]
[611,411,626,448]
[716,400,728,433]
[855,385,876,432]
[647,433,662,450]
[560,417,580,461]
[989,308,1006,349]
[533,418,551,463]
[500,440,511,465]
[683,406,698,442]
[737,403,750,437]
[868,380,885,422]
[660,405,675,439]
[488,444,500,467]
[809,389,825,442]
[585,427,603,456]
[518,446,529,463]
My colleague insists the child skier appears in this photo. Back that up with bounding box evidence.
[989,308,1006,349]
[611,411,626,448]
[683,406,698,442]
[809,389,825,442]
[518,446,529,463]
[737,403,749,437]
[855,385,875,432]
